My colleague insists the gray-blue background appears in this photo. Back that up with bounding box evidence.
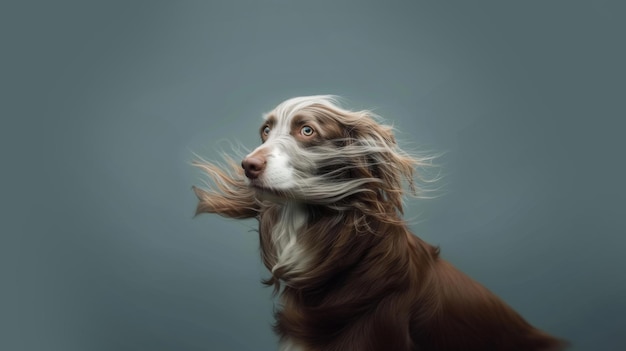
[3,1,625,350]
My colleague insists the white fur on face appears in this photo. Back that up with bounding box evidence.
[258,145,296,190]
[245,96,338,192]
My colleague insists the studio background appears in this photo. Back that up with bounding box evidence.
[2,1,624,350]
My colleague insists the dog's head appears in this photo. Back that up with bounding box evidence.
[242,95,425,218]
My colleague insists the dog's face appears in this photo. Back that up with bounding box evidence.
[242,96,342,193]
[241,96,418,212]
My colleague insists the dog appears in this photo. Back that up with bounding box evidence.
[192,96,568,350]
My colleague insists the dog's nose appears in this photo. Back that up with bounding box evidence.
[242,156,266,179]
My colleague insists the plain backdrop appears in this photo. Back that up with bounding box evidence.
[2,1,625,350]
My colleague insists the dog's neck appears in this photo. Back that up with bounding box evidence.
[270,202,310,279]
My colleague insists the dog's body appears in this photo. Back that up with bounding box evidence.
[193,96,568,350]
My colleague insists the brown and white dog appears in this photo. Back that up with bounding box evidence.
[193,96,568,351]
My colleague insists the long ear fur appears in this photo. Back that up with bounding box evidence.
[343,114,418,217]
[302,103,434,222]
[192,155,259,219]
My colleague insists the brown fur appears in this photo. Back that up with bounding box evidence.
[193,97,568,350]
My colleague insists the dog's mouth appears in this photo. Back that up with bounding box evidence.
[248,179,276,191]
[248,180,295,201]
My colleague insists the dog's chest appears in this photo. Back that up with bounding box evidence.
[270,204,310,277]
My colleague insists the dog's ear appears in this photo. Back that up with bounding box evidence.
[340,112,418,217]
[192,156,259,219]
[303,103,422,218]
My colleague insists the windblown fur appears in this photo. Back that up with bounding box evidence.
[192,96,568,351]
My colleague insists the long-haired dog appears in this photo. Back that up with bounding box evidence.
[192,96,568,351]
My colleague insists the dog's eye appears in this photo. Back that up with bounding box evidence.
[301,126,314,136]
[263,126,271,136]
